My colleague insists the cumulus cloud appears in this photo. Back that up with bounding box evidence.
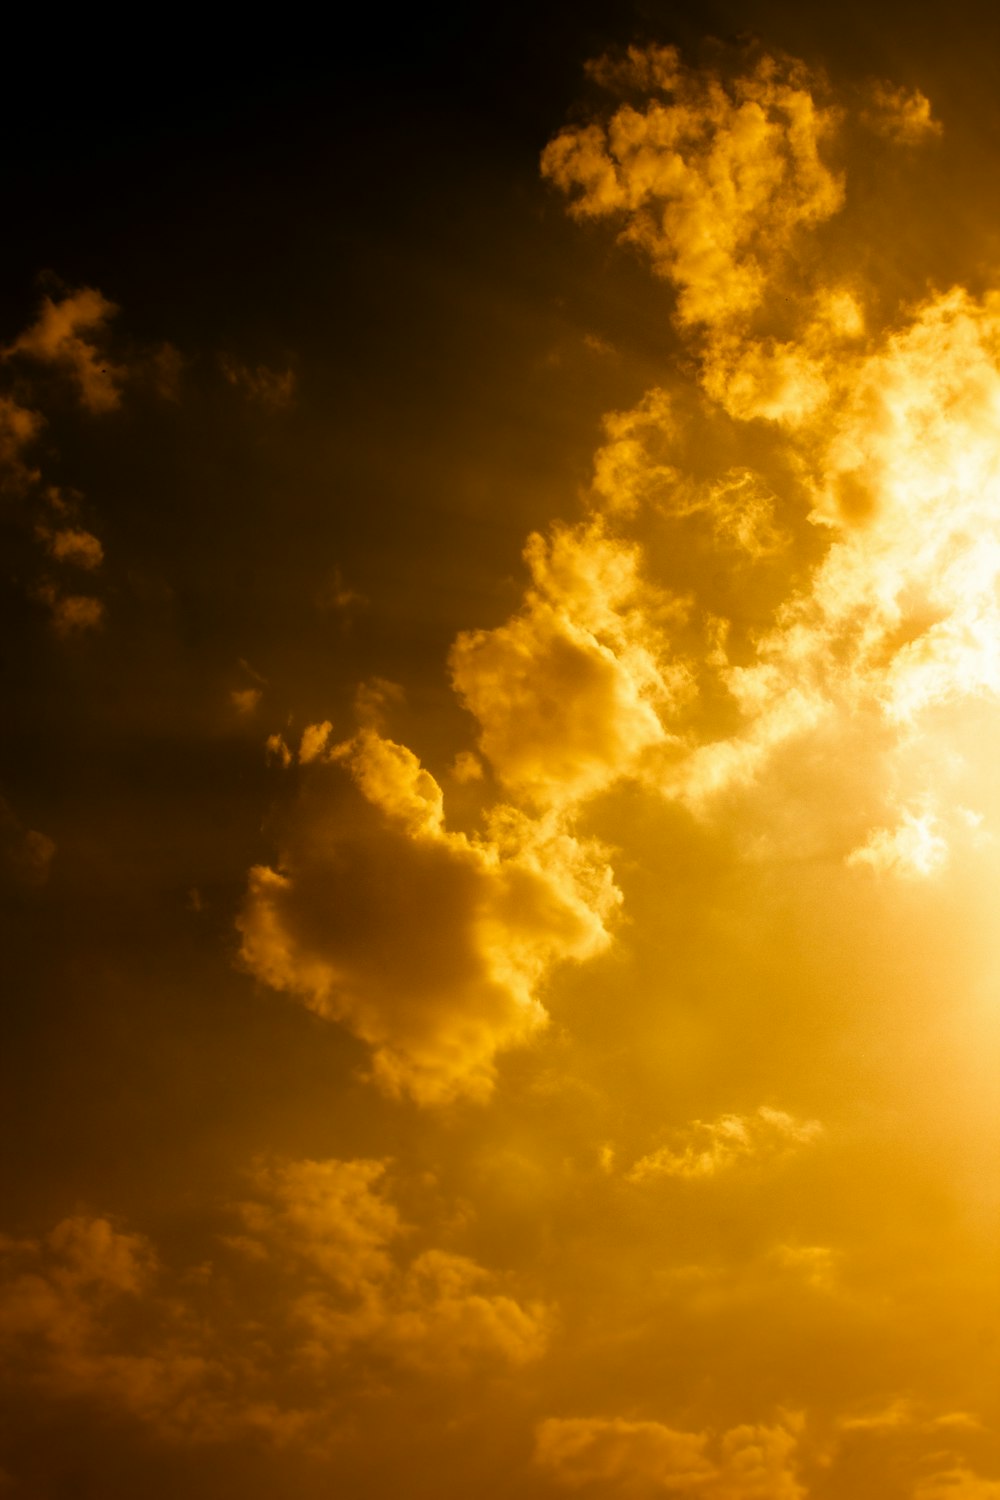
[0,394,42,488]
[590,387,787,558]
[239,53,996,1121]
[541,51,1000,879]
[451,749,484,783]
[219,355,296,409]
[542,47,843,331]
[837,1401,984,1437]
[0,1216,220,1439]
[36,523,103,569]
[0,293,126,629]
[861,81,942,143]
[914,1470,1000,1500]
[5,287,124,412]
[265,732,293,768]
[846,805,950,878]
[35,583,105,635]
[450,520,690,808]
[233,1157,549,1372]
[561,281,1000,876]
[298,720,333,763]
[0,1161,546,1450]
[534,1414,804,1497]
[238,728,619,1103]
[0,796,55,888]
[590,389,680,519]
[627,1107,822,1183]
[230,687,262,715]
[670,288,1000,827]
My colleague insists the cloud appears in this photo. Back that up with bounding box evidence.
[0,1211,320,1449]
[236,54,1000,1132]
[235,1157,549,1373]
[769,1243,839,1292]
[317,565,367,617]
[543,53,1000,876]
[576,284,1000,873]
[451,750,484,783]
[265,732,293,768]
[534,1415,804,1497]
[589,389,680,519]
[914,1470,1000,1500]
[6,287,124,412]
[846,805,950,878]
[0,295,121,630]
[627,1107,823,1183]
[0,394,42,488]
[298,720,333,763]
[837,1400,984,1438]
[450,520,690,809]
[36,523,103,569]
[861,81,942,143]
[542,47,843,331]
[0,1216,217,1439]
[35,583,105,635]
[0,1158,547,1453]
[589,387,787,558]
[0,796,55,888]
[230,687,262,715]
[535,1417,715,1492]
[698,286,866,425]
[219,355,296,409]
[149,341,184,400]
[238,728,620,1103]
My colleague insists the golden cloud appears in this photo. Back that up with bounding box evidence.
[915,1470,1000,1500]
[231,1156,550,1372]
[238,728,619,1102]
[6,287,124,413]
[542,47,842,331]
[0,795,55,888]
[450,520,690,808]
[627,1107,823,1183]
[0,1158,549,1449]
[534,1414,805,1497]
[219,355,296,409]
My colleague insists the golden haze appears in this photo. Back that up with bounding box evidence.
[1,20,1000,1500]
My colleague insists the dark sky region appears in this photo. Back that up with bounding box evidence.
[2,4,1000,1498]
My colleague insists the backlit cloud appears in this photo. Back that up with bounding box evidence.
[450,519,690,808]
[219,355,296,409]
[0,1159,548,1450]
[534,1414,805,1497]
[627,1107,823,1183]
[542,47,842,331]
[234,1156,549,1371]
[0,795,55,888]
[6,286,124,412]
[238,728,619,1102]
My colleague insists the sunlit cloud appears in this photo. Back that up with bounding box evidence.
[238,728,619,1102]
[542,48,843,332]
[534,1413,805,1497]
[219,355,296,410]
[627,1107,823,1183]
[5,286,124,413]
[7,21,1000,1500]
[0,796,55,888]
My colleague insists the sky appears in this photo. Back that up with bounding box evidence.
[2,4,1000,1497]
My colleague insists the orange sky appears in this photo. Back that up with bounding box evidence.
[1,6,1000,1498]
